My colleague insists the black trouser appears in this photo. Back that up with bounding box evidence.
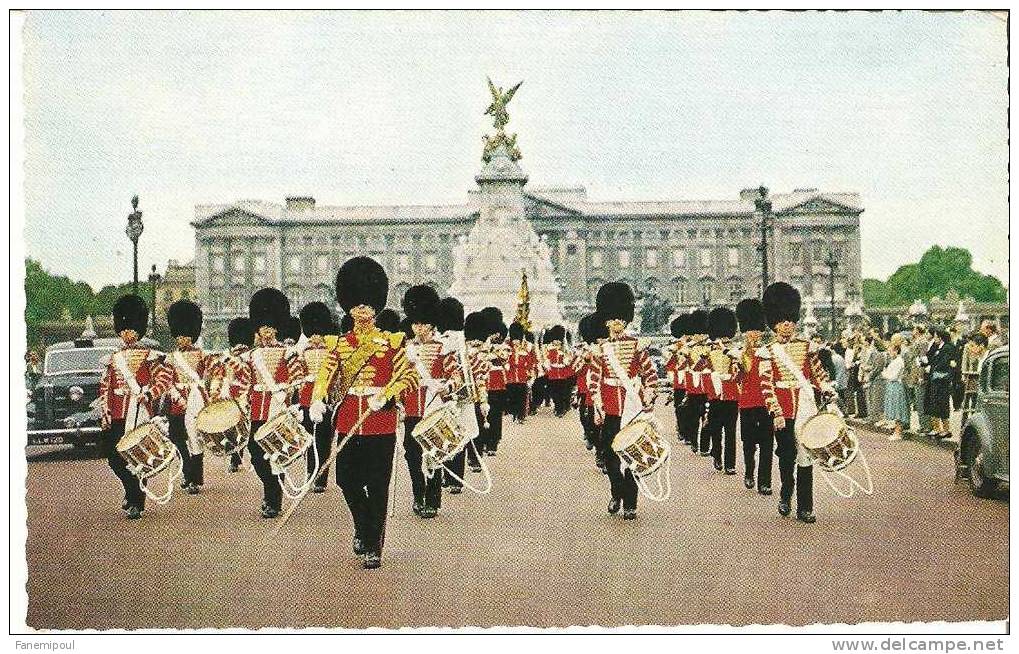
[101,419,146,511]
[482,390,505,452]
[302,407,334,488]
[469,404,487,463]
[403,416,443,509]
[672,388,686,439]
[248,419,283,511]
[774,418,813,514]
[678,393,707,451]
[848,371,867,418]
[549,377,573,416]
[530,376,548,413]
[335,434,396,556]
[167,414,204,487]
[230,450,244,468]
[506,383,528,422]
[600,415,638,511]
[740,406,774,489]
[706,399,739,470]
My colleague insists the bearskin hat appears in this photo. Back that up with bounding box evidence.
[525,331,536,344]
[227,317,254,348]
[112,294,149,338]
[508,321,525,341]
[480,307,504,337]
[402,285,441,326]
[326,319,340,336]
[278,316,301,343]
[596,282,635,323]
[670,314,687,339]
[377,308,401,333]
[544,325,566,344]
[398,316,415,339]
[299,301,333,338]
[464,311,488,342]
[688,309,709,336]
[763,282,801,328]
[578,314,597,344]
[495,321,508,341]
[339,313,354,334]
[436,297,465,333]
[708,307,738,340]
[167,299,202,339]
[736,298,767,333]
[336,256,388,313]
[249,288,290,332]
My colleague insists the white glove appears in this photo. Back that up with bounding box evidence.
[480,402,491,417]
[309,400,327,424]
[288,404,302,418]
[367,393,387,412]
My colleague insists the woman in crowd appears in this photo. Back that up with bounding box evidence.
[881,334,910,440]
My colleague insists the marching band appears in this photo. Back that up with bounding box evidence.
[97,257,867,568]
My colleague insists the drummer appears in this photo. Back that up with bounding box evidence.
[588,282,658,520]
[163,300,212,494]
[246,288,307,519]
[97,295,173,520]
[297,302,336,493]
[663,314,689,446]
[734,299,775,495]
[400,285,446,518]
[205,317,255,473]
[761,282,835,524]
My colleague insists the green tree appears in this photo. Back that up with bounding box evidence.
[863,246,1007,307]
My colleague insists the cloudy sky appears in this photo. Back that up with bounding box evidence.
[21,10,1008,288]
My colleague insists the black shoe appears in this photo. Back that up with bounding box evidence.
[622,509,637,520]
[363,552,382,569]
[228,463,239,473]
[352,537,366,556]
[420,506,438,519]
[724,468,737,476]
[261,506,279,519]
[449,486,463,495]
[744,477,754,489]
[126,506,142,520]
[412,501,424,516]
[797,511,817,524]
[699,451,711,457]
[758,485,773,496]
[585,442,594,451]
[778,500,791,517]
[121,499,129,512]
[312,484,326,493]
[607,498,621,515]
[487,450,496,457]
[713,458,723,471]
[185,483,200,495]
[470,464,482,473]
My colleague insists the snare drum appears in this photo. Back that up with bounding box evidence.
[798,412,859,472]
[117,421,179,480]
[253,409,313,469]
[196,399,250,456]
[411,403,469,465]
[611,419,670,477]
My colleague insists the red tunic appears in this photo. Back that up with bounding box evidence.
[165,347,211,416]
[545,346,573,381]
[588,336,658,418]
[98,345,173,424]
[401,340,446,418]
[247,344,305,422]
[507,343,537,384]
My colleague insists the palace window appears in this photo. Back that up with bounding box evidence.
[675,280,688,304]
[591,250,603,269]
[729,282,742,302]
[398,254,411,272]
[646,248,658,267]
[211,255,224,274]
[287,255,301,273]
[699,248,712,269]
[672,249,686,268]
[317,254,328,272]
[252,255,266,273]
[619,250,631,269]
[566,244,577,256]
[789,243,803,264]
[727,246,739,268]
[425,253,438,272]
[233,255,245,273]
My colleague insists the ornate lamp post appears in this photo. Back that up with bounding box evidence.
[824,246,839,337]
[754,185,773,295]
[125,195,144,295]
[148,264,162,330]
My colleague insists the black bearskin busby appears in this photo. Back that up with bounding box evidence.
[736,298,767,333]
[398,316,415,339]
[495,321,508,341]
[436,297,465,333]
[578,314,597,345]
[299,302,332,338]
[708,307,738,340]
[112,294,149,338]
[544,325,566,344]
[509,321,525,341]
[402,285,441,326]
[249,288,290,332]
[336,256,388,314]
[595,282,635,323]
[670,313,687,339]
[480,307,504,337]
[464,311,488,342]
[279,315,302,343]
[227,317,254,348]
[377,308,401,333]
[688,309,709,336]
[525,331,536,344]
[339,313,354,334]
[762,282,801,328]
[167,299,202,339]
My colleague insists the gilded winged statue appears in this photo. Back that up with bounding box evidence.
[485,78,522,131]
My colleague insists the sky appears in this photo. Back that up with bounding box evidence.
[20,10,1009,289]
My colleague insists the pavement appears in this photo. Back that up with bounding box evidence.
[24,404,1008,630]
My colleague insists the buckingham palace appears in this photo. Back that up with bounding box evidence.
[191,185,863,345]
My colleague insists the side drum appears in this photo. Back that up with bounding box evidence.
[411,403,469,465]
[611,419,669,478]
[254,409,313,469]
[798,412,859,472]
[117,421,178,480]
[196,399,250,456]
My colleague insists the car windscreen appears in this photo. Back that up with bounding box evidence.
[44,348,116,375]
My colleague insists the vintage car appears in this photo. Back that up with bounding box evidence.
[27,335,158,448]
[956,345,1009,498]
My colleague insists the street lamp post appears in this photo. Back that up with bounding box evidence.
[148,264,162,331]
[754,186,772,296]
[824,247,838,337]
[126,195,144,295]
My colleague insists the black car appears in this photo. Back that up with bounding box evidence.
[27,336,158,448]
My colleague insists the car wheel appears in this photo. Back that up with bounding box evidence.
[969,450,1000,499]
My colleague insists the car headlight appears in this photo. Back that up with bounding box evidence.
[69,386,84,402]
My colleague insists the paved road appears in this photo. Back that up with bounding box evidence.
[25,405,1007,629]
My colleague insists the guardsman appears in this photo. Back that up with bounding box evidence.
[734,298,775,495]
[679,309,711,455]
[761,282,834,524]
[98,295,173,520]
[663,314,689,444]
[205,317,255,473]
[574,315,595,452]
[247,288,307,519]
[505,322,536,423]
[704,307,740,475]
[482,319,509,456]
[163,300,212,494]
[588,283,658,521]
[309,257,418,569]
[458,312,492,474]
[298,302,335,493]
[576,313,608,472]
[376,308,402,334]
[543,325,574,417]
[400,285,446,518]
